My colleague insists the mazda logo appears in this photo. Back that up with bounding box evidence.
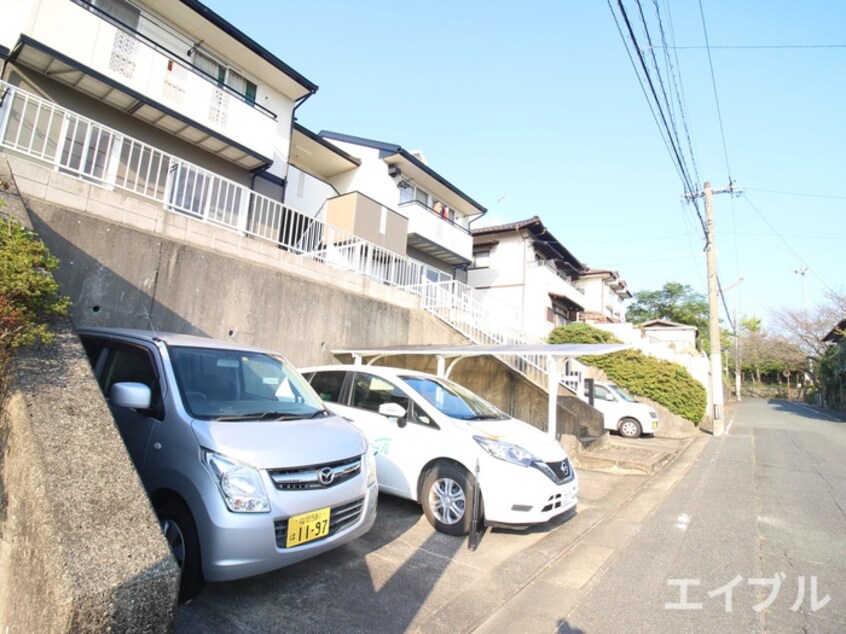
[317,466,335,486]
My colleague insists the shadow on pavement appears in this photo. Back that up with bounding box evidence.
[175,496,467,633]
[767,398,846,423]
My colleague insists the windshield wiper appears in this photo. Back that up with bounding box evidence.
[460,414,502,421]
[212,411,305,422]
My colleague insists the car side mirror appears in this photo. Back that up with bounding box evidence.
[378,402,407,427]
[606,394,615,402]
[110,382,152,410]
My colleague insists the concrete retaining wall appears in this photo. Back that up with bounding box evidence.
[6,153,600,437]
[0,165,178,633]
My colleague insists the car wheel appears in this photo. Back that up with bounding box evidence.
[421,462,475,536]
[618,417,642,439]
[157,499,205,602]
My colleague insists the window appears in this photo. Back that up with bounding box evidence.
[193,50,257,103]
[593,385,612,401]
[351,373,409,413]
[100,345,161,408]
[415,187,429,206]
[308,371,346,403]
[473,249,490,268]
[93,0,141,30]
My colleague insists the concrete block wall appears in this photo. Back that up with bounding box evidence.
[0,162,179,633]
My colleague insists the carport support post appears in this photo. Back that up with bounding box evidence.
[546,354,559,437]
[436,355,446,377]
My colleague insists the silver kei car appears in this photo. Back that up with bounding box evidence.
[78,327,378,601]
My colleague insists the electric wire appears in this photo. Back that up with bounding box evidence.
[741,194,837,295]
[654,44,846,50]
[608,0,707,237]
[742,187,846,200]
[698,0,733,184]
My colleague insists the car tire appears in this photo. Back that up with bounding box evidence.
[618,417,642,439]
[421,462,475,536]
[157,499,205,602]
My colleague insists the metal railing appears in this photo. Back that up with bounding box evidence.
[0,80,440,285]
[0,80,584,397]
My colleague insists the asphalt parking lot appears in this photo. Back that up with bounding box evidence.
[175,435,700,633]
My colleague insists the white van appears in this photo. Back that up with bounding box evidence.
[588,381,659,438]
[301,365,578,536]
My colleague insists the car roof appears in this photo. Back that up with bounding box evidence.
[301,364,435,380]
[76,326,280,355]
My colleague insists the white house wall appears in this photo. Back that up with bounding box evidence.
[285,166,338,218]
[3,0,298,181]
[324,140,405,216]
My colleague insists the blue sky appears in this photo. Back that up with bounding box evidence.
[204,1,845,328]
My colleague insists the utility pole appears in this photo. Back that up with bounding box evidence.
[684,180,737,436]
[734,309,742,402]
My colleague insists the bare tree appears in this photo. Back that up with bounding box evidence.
[768,289,846,386]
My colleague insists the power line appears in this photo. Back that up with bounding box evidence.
[653,44,846,50]
[697,0,733,184]
[608,0,706,237]
[742,186,846,200]
[741,194,837,295]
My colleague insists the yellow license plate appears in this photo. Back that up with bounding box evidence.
[286,507,331,548]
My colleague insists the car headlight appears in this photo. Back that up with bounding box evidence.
[203,450,270,513]
[474,435,539,467]
[365,445,378,487]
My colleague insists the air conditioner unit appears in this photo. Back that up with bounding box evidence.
[388,165,401,178]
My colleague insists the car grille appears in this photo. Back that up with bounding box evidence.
[274,497,365,549]
[268,456,361,490]
[533,458,575,485]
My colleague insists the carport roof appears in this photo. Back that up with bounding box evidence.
[333,343,628,359]
[332,343,631,438]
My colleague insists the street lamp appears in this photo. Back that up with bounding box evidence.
[793,268,809,317]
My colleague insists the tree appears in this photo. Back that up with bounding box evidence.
[626,282,710,350]
[767,289,846,389]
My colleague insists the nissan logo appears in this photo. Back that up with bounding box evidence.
[317,466,335,486]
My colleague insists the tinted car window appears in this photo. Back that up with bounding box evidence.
[80,337,106,368]
[309,371,347,403]
[594,385,612,401]
[99,345,162,408]
[351,373,409,413]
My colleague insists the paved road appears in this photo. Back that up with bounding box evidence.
[548,398,846,633]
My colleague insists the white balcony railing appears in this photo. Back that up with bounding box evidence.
[25,0,277,161]
[0,80,585,401]
[401,200,473,262]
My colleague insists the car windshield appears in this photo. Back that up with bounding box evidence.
[401,375,508,421]
[608,384,637,403]
[169,345,325,420]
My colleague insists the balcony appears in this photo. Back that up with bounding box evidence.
[9,0,277,170]
[401,200,473,266]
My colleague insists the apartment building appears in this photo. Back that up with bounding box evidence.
[0,0,316,204]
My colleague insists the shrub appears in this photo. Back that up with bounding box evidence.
[547,322,707,424]
[547,323,622,345]
[588,350,707,423]
[0,215,70,393]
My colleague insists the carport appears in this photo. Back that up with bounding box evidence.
[333,343,630,437]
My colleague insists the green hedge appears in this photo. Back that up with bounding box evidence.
[548,324,707,424]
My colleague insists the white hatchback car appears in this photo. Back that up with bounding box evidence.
[588,381,659,438]
[301,365,578,535]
